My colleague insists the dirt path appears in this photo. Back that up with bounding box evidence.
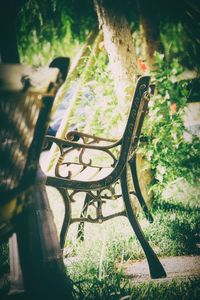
[124,255,200,282]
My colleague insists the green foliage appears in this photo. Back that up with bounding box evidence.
[71,47,200,203]
[67,50,199,202]
[160,21,200,70]
[141,53,200,199]
[17,0,97,65]
[68,50,124,138]
[18,6,81,66]
[85,51,122,136]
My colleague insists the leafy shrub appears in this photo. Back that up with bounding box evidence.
[141,53,200,199]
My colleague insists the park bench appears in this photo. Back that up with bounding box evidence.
[0,63,63,240]
[0,62,73,299]
[44,75,167,279]
[0,64,61,239]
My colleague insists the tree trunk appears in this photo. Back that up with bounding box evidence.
[136,0,164,205]
[93,1,153,206]
[93,0,139,105]
[137,0,164,68]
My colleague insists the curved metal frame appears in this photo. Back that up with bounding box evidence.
[45,75,166,279]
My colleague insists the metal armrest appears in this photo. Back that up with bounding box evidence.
[65,130,119,145]
[44,135,121,154]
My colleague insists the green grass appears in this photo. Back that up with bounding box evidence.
[71,277,200,300]
[52,183,200,299]
[124,278,200,300]
[0,182,199,299]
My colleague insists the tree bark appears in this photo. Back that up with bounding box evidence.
[137,0,164,68]
[93,0,139,105]
[93,1,153,206]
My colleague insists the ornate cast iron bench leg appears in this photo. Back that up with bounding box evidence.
[120,167,166,279]
[59,188,72,249]
[76,193,93,241]
[75,160,153,242]
[129,154,154,223]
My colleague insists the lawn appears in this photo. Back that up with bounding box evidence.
[0,180,199,299]
[47,179,200,299]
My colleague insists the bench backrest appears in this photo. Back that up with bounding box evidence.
[103,75,151,186]
[119,75,150,163]
[46,75,151,191]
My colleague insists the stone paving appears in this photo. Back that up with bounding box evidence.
[124,255,200,282]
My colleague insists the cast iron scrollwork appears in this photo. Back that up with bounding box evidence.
[46,132,121,180]
[46,76,167,279]
[68,187,126,224]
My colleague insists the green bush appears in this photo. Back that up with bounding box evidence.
[141,53,200,199]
